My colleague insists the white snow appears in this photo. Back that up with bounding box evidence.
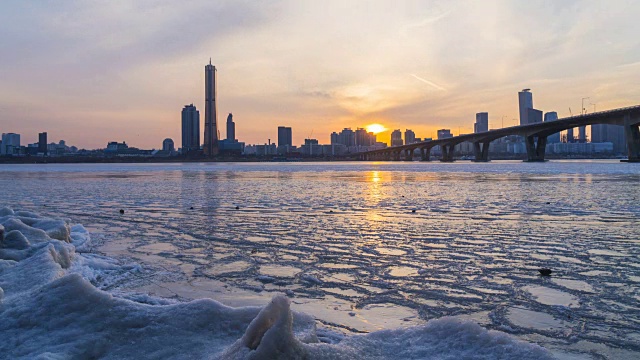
[0,207,554,359]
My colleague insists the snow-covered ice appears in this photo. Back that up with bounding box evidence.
[0,207,554,359]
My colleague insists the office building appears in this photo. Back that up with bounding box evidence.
[162,138,175,152]
[474,112,489,133]
[404,129,416,144]
[592,124,626,153]
[38,132,47,155]
[181,104,200,153]
[391,129,403,146]
[278,126,292,147]
[203,59,219,156]
[518,89,533,125]
[1,133,20,155]
[226,113,235,141]
[527,108,543,124]
[437,129,453,139]
[544,112,561,143]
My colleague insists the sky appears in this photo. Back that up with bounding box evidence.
[1,0,640,149]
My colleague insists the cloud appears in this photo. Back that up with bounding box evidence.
[2,0,640,148]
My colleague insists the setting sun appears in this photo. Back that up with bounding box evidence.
[365,123,387,134]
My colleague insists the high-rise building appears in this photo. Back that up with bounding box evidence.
[1,133,20,155]
[437,129,453,139]
[544,112,558,122]
[38,132,47,155]
[527,108,543,124]
[330,132,339,145]
[181,104,200,153]
[338,128,355,147]
[544,112,561,143]
[162,138,175,152]
[278,126,292,147]
[592,124,626,153]
[204,59,219,156]
[566,128,575,143]
[355,128,376,147]
[518,89,533,125]
[578,126,587,143]
[226,113,235,141]
[474,112,489,133]
[404,129,416,144]
[391,129,403,146]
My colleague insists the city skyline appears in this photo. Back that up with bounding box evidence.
[2,1,640,148]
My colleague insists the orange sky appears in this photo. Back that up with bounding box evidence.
[1,1,640,149]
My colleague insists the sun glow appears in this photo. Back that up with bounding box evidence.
[366,123,387,134]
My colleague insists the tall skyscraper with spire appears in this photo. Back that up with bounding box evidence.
[204,59,219,156]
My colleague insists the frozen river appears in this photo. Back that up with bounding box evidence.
[1,160,639,359]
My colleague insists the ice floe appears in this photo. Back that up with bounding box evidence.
[0,207,553,359]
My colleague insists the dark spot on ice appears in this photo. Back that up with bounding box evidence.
[119,209,125,214]
[412,209,416,213]
[251,248,258,254]
[235,206,240,210]
[538,268,552,276]
[190,206,194,210]
[546,202,550,205]
[329,210,334,213]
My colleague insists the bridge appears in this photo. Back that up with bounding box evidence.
[356,105,640,162]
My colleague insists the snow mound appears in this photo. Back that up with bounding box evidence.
[0,208,554,359]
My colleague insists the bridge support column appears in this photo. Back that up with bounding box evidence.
[384,152,391,161]
[393,151,401,161]
[404,149,414,161]
[624,114,640,162]
[420,147,431,161]
[440,144,455,162]
[525,135,547,162]
[472,141,491,162]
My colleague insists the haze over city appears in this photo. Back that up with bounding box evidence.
[2,1,640,149]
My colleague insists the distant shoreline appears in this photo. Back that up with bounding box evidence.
[0,154,627,165]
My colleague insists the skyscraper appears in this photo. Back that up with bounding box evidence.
[278,126,292,147]
[38,132,47,155]
[527,108,543,124]
[566,128,575,143]
[330,132,339,145]
[391,129,403,146]
[181,104,200,153]
[474,112,489,133]
[404,129,416,144]
[162,138,175,152]
[578,126,587,143]
[592,124,626,153]
[204,60,219,156]
[0,133,20,155]
[544,112,560,143]
[226,113,235,141]
[437,129,453,139]
[518,89,533,125]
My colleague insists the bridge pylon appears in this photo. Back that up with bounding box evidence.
[404,149,414,161]
[524,135,547,162]
[473,141,491,162]
[624,114,640,162]
[420,147,431,161]
[440,144,456,162]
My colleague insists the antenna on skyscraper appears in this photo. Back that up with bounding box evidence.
[209,58,212,65]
